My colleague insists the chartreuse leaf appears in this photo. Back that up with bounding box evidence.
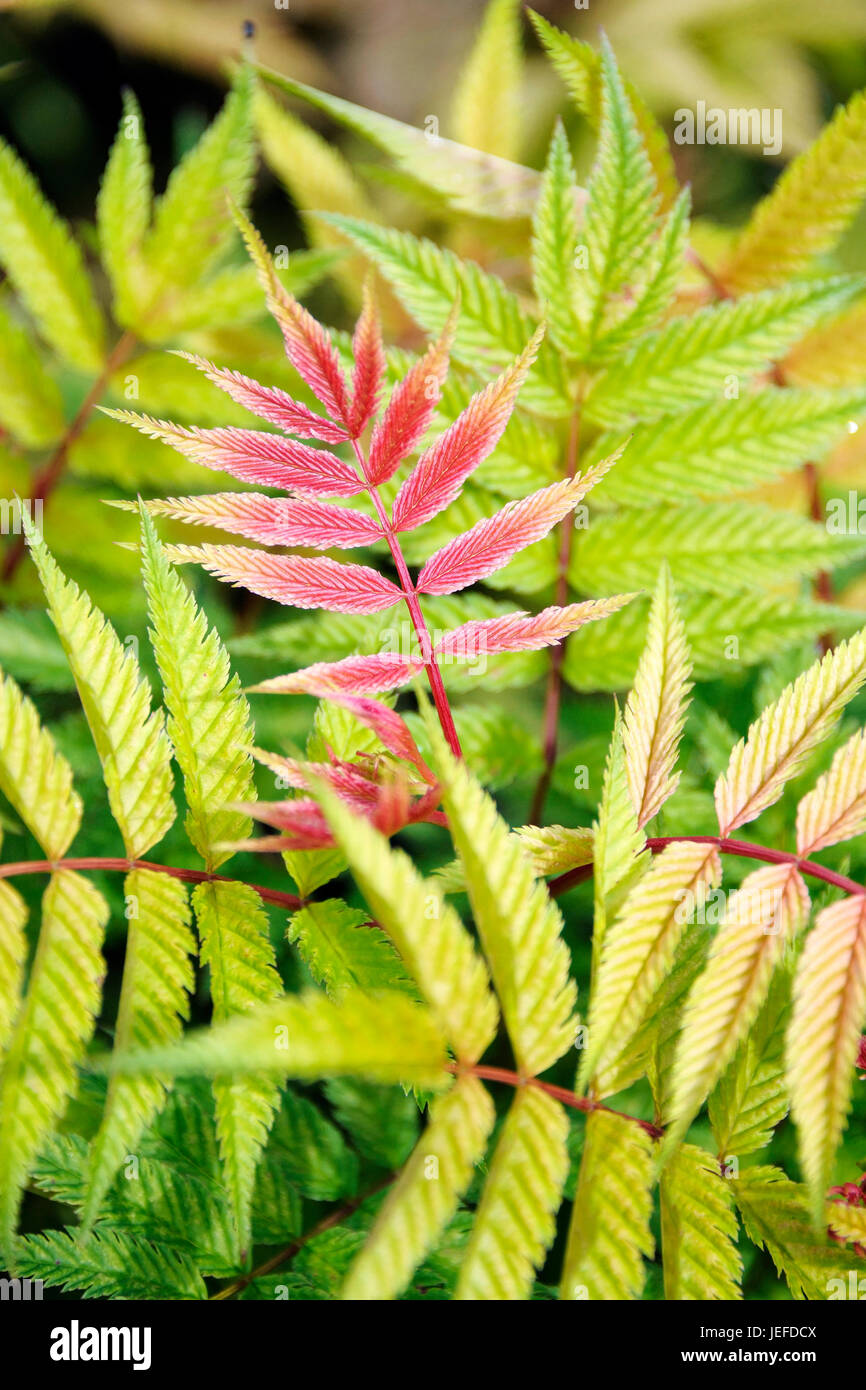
[583,384,866,509]
[455,1087,569,1300]
[82,871,195,1230]
[584,277,864,428]
[531,121,583,357]
[341,1076,494,1301]
[721,90,866,294]
[660,1144,742,1300]
[592,189,689,358]
[826,1202,866,1247]
[591,710,648,969]
[786,895,866,1223]
[194,880,282,1260]
[14,1227,206,1300]
[288,899,414,1001]
[139,507,254,871]
[0,881,26,1058]
[573,502,866,597]
[106,986,450,1091]
[27,526,175,859]
[0,300,64,446]
[426,716,576,1076]
[528,11,678,209]
[663,865,810,1157]
[560,1109,654,1301]
[579,841,720,1094]
[733,1166,857,1300]
[514,824,594,876]
[0,667,82,859]
[451,0,523,161]
[97,89,153,326]
[575,37,657,349]
[142,65,254,311]
[323,216,572,416]
[623,563,691,827]
[0,871,108,1260]
[316,782,498,1063]
[709,956,793,1160]
[258,68,539,223]
[0,134,105,370]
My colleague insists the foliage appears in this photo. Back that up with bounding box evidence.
[1,6,866,1303]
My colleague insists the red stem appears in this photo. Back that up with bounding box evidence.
[352,439,462,758]
[548,833,866,900]
[0,856,303,910]
[449,1062,663,1139]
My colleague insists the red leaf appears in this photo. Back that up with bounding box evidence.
[434,595,635,657]
[107,412,364,496]
[174,353,350,443]
[234,798,334,850]
[268,288,351,425]
[167,544,402,613]
[348,283,386,438]
[417,455,620,595]
[321,693,435,781]
[249,652,423,697]
[145,493,382,549]
[366,309,456,485]
[391,325,544,532]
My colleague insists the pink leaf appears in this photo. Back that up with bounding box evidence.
[233,798,334,850]
[166,544,402,613]
[366,309,456,485]
[320,693,435,781]
[249,652,423,697]
[173,353,350,442]
[106,412,364,496]
[348,283,386,438]
[434,594,636,658]
[268,288,351,425]
[391,325,544,532]
[144,493,382,549]
[417,454,621,595]
[251,758,382,815]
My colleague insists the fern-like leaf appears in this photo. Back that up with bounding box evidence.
[709,957,793,1158]
[14,1227,206,1300]
[0,667,82,859]
[0,881,26,1059]
[97,89,153,326]
[455,1086,568,1300]
[660,1144,742,1300]
[341,1076,494,1300]
[787,895,866,1221]
[733,1166,858,1300]
[796,726,866,855]
[287,899,414,1000]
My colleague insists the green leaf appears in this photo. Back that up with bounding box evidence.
[733,1166,857,1300]
[591,189,689,358]
[287,899,415,1001]
[428,717,577,1076]
[710,956,793,1159]
[0,666,82,858]
[0,871,108,1258]
[341,1076,494,1300]
[582,385,866,507]
[455,1087,569,1301]
[193,880,282,1258]
[28,529,175,859]
[97,89,153,327]
[324,1078,419,1171]
[142,65,254,307]
[531,121,583,357]
[107,986,451,1092]
[0,134,105,370]
[264,1086,357,1202]
[315,786,498,1064]
[451,0,523,161]
[559,1109,654,1300]
[0,300,65,445]
[82,870,195,1229]
[591,711,648,968]
[0,881,26,1059]
[575,37,657,348]
[322,215,572,416]
[140,507,254,870]
[583,277,865,428]
[14,1227,206,1300]
[660,1144,742,1300]
[572,502,866,596]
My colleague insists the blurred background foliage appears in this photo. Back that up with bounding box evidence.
[0,0,865,1296]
